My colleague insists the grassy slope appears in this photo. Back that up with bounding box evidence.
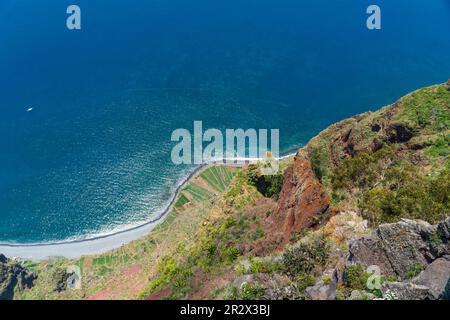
[306,83,449,225]
[19,166,236,300]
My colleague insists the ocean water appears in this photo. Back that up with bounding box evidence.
[0,0,449,243]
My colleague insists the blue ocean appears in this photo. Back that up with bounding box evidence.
[0,0,449,243]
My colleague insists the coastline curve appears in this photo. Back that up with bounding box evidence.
[0,151,297,260]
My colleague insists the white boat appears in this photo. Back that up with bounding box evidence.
[27,107,33,112]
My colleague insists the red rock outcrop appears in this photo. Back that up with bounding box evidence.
[271,156,330,245]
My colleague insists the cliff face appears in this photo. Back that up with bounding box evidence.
[0,254,36,300]
[274,82,449,233]
[344,218,450,300]
[272,158,330,244]
[8,82,449,300]
[221,82,449,300]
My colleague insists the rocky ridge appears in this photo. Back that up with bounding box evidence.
[0,254,37,300]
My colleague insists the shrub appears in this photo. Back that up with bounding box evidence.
[221,216,237,230]
[281,235,330,277]
[239,282,266,300]
[225,282,266,300]
[234,264,245,276]
[322,277,331,285]
[332,147,395,191]
[247,164,284,199]
[426,134,450,157]
[310,144,330,181]
[146,257,193,296]
[223,247,241,264]
[296,274,316,292]
[248,260,281,274]
[406,262,423,279]
[252,228,265,240]
[360,166,449,225]
[344,264,369,291]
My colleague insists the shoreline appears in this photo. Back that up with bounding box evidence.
[0,151,297,260]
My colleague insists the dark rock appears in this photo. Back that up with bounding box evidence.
[437,218,450,240]
[444,277,450,300]
[381,282,429,300]
[265,284,305,300]
[413,257,450,300]
[376,219,434,279]
[341,128,357,156]
[371,123,381,132]
[342,129,352,143]
[346,218,450,281]
[52,268,74,293]
[347,235,395,276]
[0,254,37,300]
[349,290,376,300]
[386,124,414,143]
[371,138,383,152]
[305,279,336,300]
[342,218,450,300]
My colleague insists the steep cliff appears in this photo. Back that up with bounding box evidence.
[253,81,448,255]
[9,82,449,300]
[141,82,449,300]
[0,254,37,300]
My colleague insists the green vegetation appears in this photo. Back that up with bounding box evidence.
[406,262,423,279]
[200,166,234,192]
[426,133,450,157]
[322,276,331,285]
[181,167,235,202]
[252,227,265,240]
[225,282,266,300]
[248,259,281,274]
[430,231,444,247]
[281,234,330,277]
[305,83,449,227]
[336,264,385,299]
[183,183,214,201]
[310,142,331,181]
[246,164,284,199]
[224,170,262,210]
[23,165,236,300]
[174,194,190,208]
[399,85,450,131]
[139,160,284,299]
[296,275,316,292]
[360,165,449,225]
[331,147,395,191]
[141,214,247,298]
[344,264,369,291]
[239,283,266,300]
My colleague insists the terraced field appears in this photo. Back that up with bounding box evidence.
[19,165,238,300]
[199,166,235,192]
[180,166,236,205]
